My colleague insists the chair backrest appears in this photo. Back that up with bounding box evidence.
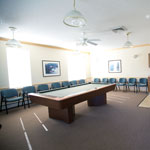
[1,89,18,98]
[79,79,85,84]
[37,84,49,92]
[22,86,36,94]
[119,78,126,83]
[51,82,61,89]
[70,80,77,86]
[139,78,148,84]
[94,78,100,83]
[102,78,108,83]
[109,78,116,83]
[62,81,70,88]
[128,78,137,83]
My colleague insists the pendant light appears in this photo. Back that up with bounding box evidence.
[63,0,86,27]
[6,27,22,48]
[123,32,133,48]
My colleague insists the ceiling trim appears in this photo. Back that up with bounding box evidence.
[109,44,150,51]
[0,37,90,54]
[1,37,149,53]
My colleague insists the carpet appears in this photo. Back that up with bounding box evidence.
[0,91,149,150]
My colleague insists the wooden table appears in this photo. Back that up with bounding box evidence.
[29,83,116,123]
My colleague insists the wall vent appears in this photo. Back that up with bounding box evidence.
[112,26,127,33]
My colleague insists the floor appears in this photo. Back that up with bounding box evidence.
[0,91,150,150]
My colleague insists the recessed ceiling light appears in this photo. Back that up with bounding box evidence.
[145,14,150,19]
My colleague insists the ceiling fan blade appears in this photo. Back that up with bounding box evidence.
[88,39,101,41]
[87,41,98,46]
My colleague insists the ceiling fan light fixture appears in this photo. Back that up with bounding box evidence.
[63,10,86,27]
[6,27,22,48]
[6,39,22,48]
[82,42,88,46]
[63,0,86,27]
[123,41,133,48]
[123,32,133,48]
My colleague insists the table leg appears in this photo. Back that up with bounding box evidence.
[88,94,106,106]
[48,106,75,123]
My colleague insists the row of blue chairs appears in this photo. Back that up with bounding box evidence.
[0,79,86,114]
[93,77,148,92]
[0,86,36,114]
[38,79,86,92]
[1,77,148,114]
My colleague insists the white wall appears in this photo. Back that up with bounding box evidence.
[0,41,9,87]
[0,41,91,88]
[91,46,150,80]
[26,44,69,84]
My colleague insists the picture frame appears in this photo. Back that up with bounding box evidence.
[108,60,122,73]
[42,60,61,77]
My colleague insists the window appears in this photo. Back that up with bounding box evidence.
[68,53,86,81]
[6,48,32,88]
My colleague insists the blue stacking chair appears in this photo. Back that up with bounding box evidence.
[101,78,108,84]
[22,86,36,107]
[70,80,78,87]
[93,78,100,83]
[62,81,70,88]
[137,78,148,93]
[37,84,49,93]
[51,82,61,89]
[109,78,117,90]
[1,89,24,114]
[117,78,127,91]
[127,78,137,92]
[79,79,86,85]
[109,78,117,84]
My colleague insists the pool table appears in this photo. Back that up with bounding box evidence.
[29,83,116,123]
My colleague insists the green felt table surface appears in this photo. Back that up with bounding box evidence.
[41,83,112,98]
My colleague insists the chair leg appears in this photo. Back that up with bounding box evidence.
[137,87,139,92]
[138,86,140,92]
[5,101,8,114]
[128,86,130,91]
[22,98,26,109]
[27,97,30,108]
[115,86,117,91]
[18,101,20,107]
[136,86,138,93]
[0,100,2,111]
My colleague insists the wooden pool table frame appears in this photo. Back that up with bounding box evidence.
[29,84,116,123]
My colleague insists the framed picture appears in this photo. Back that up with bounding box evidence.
[42,60,61,77]
[108,60,122,73]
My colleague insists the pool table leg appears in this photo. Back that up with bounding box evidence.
[48,106,75,123]
[88,94,107,106]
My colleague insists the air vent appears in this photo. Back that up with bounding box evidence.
[112,26,127,33]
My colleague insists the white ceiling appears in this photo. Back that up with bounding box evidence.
[0,0,150,51]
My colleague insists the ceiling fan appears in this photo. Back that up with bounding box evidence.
[77,32,101,46]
